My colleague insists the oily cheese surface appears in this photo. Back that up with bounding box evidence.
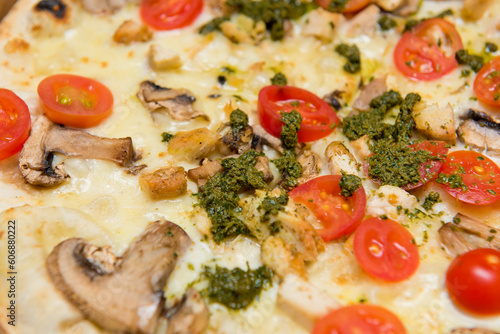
[0,0,500,334]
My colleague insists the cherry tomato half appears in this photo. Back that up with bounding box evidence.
[37,74,114,128]
[446,248,500,316]
[394,18,463,81]
[141,0,203,31]
[312,304,407,334]
[437,150,500,205]
[315,0,371,14]
[353,217,419,282]
[0,89,31,161]
[289,175,366,242]
[474,56,500,108]
[257,85,339,143]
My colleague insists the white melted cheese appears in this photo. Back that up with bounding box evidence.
[1,1,500,333]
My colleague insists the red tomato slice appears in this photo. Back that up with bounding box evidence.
[0,89,31,161]
[257,85,339,143]
[354,217,419,282]
[312,304,407,334]
[314,0,371,14]
[289,175,366,242]
[446,248,500,316]
[437,150,500,205]
[474,56,500,108]
[394,18,463,81]
[141,0,203,30]
[37,74,114,128]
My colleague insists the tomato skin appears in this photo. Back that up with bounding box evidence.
[141,0,203,30]
[474,56,500,108]
[446,248,500,316]
[289,175,366,242]
[0,89,31,161]
[437,150,500,205]
[312,304,407,334]
[394,18,463,81]
[314,0,371,14]
[353,217,419,282]
[37,74,114,128]
[257,85,339,143]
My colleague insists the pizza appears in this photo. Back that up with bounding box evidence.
[1,0,500,333]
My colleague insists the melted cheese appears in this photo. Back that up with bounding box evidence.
[1,0,500,333]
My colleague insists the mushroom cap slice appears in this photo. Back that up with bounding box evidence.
[46,220,191,334]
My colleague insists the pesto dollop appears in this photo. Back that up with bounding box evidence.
[273,110,303,188]
[258,191,289,233]
[436,173,468,192]
[198,16,230,35]
[196,150,268,243]
[161,132,174,143]
[335,43,361,74]
[229,109,249,135]
[422,191,441,211]
[378,16,397,31]
[203,265,273,310]
[271,72,288,86]
[455,49,484,73]
[339,171,362,197]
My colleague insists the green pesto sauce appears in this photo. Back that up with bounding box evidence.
[272,110,303,188]
[196,150,268,243]
[485,42,498,53]
[203,265,273,310]
[198,16,230,35]
[161,132,174,143]
[378,16,397,31]
[339,171,362,197]
[335,43,361,74]
[271,72,288,86]
[422,191,441,211]
[229,109,249,135]
[455,49,484,73]
[343,90,403,141]
[258,192,289,233]
[436,173,469,192]
[226,0,313,41]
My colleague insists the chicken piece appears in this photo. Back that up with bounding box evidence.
[350,135,372,161]
[366,185,422,221]
[220,15,266,44]
[139,167,187,200]
[325,141,360,176]
[352,76,387,112]
[412,102,456,143]
[462,0,493,21]
[278,274,340,330]
[346,4,380,38]
[113,20,152,44]
[168,128,218,162]
[374,0,405,12]
[302,8,345,41]
[296,150,321,186]
[148,44,182,71]
[261,236,307,279]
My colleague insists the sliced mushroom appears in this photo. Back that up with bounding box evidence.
[352,76,387,112]
[439,213,500,256]
[113,20,152,44]
[46,220,191,334]
[346,4,380,38]
[325,141,360,175]
[139,167,187,199]
[253,124,304,154]
[80,0,140,14]
[322,90,344,111]
[165,289,209,334]
[19,116,144,187]
[137,81,208,121]
[457,109,500,156]
[296,150,321,186]
[217,122,255,155]
[451,328,500,334]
